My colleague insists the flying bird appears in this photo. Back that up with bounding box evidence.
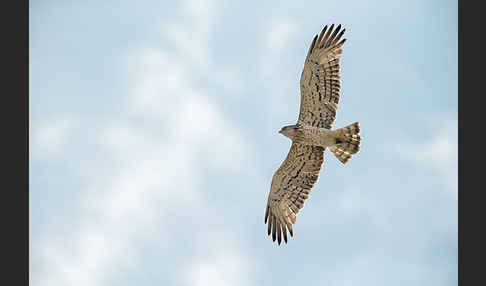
[264,24,361,245]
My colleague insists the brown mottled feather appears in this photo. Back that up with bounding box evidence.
[329,122,361,164]
[265,144,325,244]
[265,24,348,245]
[299,24,346,129]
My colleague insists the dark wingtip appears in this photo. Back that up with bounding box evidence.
[309,34,318,53]
[321,25,328,35]
[288,224,294,237]
[336,29,346,42]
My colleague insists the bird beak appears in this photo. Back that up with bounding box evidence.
[278,130,282,133]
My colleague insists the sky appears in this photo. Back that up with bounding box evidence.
[29,0,457,285]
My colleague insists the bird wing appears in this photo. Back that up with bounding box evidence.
[298,24,346,129]
[264,143,325,244]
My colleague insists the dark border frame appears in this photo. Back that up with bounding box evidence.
[2,0,29,284]
[459,1,482,285]
[4,1,466,285]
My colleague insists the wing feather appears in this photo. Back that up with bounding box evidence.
[272,215,277,242]
[316,26,327,47]
[281,222,288,244]
[267,213,272,235]
[299,24,346,129]
[264,143,325,244]
[319,24,335,49]
[305,34,318,59]
[325,24,342,48]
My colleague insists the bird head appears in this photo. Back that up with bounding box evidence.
[279,124,301,138]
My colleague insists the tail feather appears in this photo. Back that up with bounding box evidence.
[329,122,361,164]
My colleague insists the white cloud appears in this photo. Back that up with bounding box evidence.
[99,123,150,154]
[32,2,257,284]
[183,229,253,286]
[392,117,457,200]
[265,20,297,55]
[261,19,297,78]
[255,19,301,124]
[186,250,251,286]
[34,228,127,286]
[163,0,216,71]
[171,94,251,171]
[34,134,208,285]
[32,116,75,156]
[337,186,376,214]
[125,45,253,170]
[323,250,432,286]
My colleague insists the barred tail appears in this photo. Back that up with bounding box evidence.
[329,122,361,164]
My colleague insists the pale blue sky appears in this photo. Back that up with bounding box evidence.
[30,0,457,285]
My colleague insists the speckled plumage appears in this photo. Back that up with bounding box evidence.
[264,24,362,245]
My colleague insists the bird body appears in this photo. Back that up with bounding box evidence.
[264,24,362,245]
[279,123,360,150]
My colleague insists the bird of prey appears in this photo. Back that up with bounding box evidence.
[264,24,361,245]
